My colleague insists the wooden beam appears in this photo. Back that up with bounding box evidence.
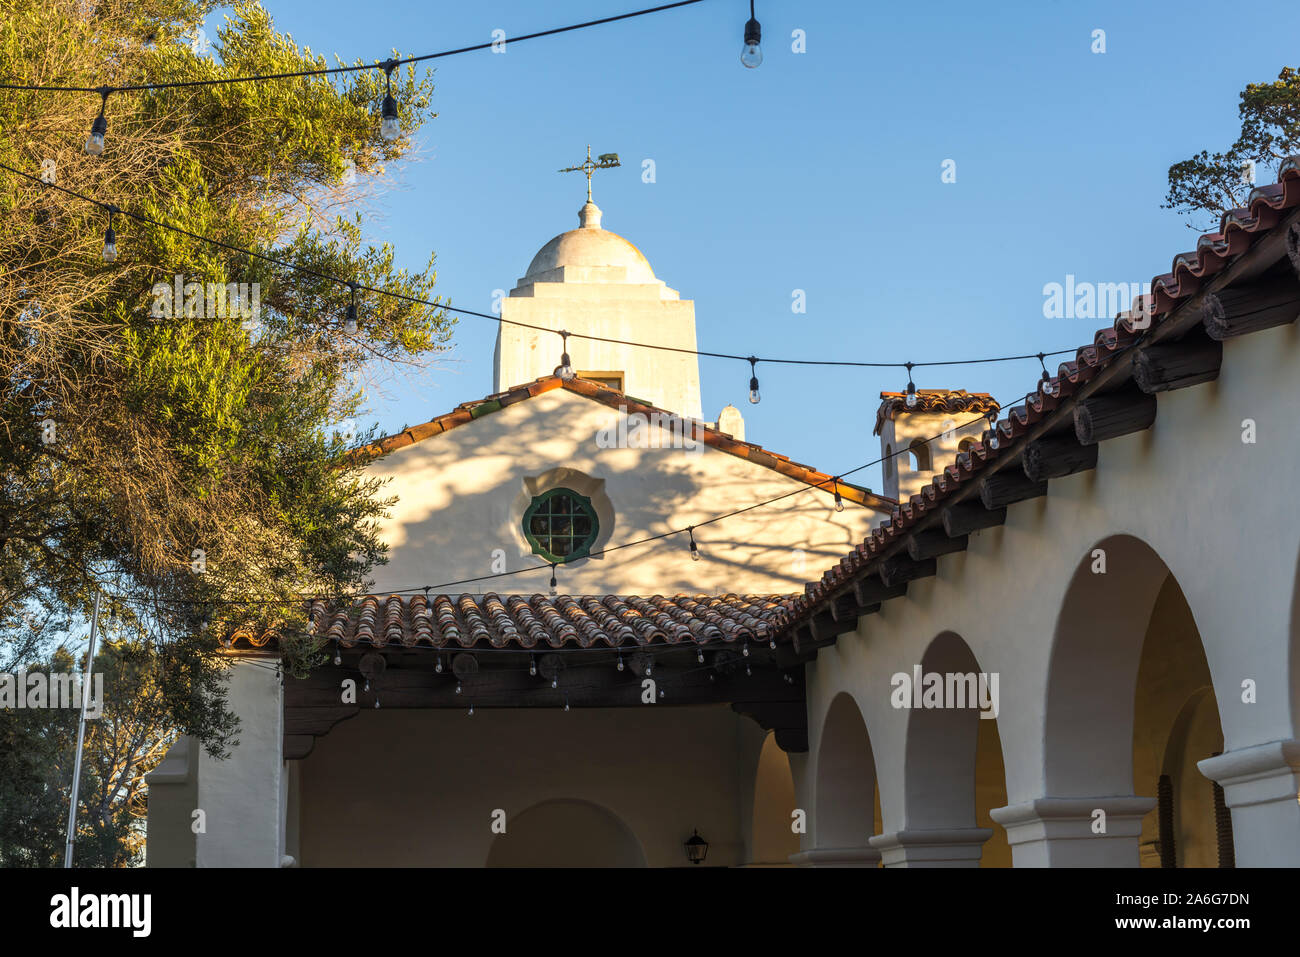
[879,555,937,589]
[941,501,1007,537]
[732,700,808,753]
[1133,336,1222,393]
[979,469,1047,509]
[906,528,969,561]
[1073,388,1158,445]
[853,576,907,606]
[808,609,858,643]
[1022,434,1099,483]
[1202,277,1300,340]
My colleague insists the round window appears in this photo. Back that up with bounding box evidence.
[523,488,599,563]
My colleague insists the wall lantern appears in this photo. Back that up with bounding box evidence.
[684,829,709,865]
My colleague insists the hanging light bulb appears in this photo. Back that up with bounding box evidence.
[455,680,462,695]
[1037,353,1054,395]
[697,647,705,664]
[363,678,370,693]
[332,644,342,667]
[769,637,777,650]
[832,477,844,512]
[688,526,701,562]
[564,695,570,712]
[742,641,750,658]
[380,61,400,141]
[435,655,443,674]
[344,283,358,335]
[468,702,474,716]
[529,654,537,677]
[84,87,110,155]
[746,662,752,676]
[904,363,918,408]
[616,654,624,672]
[556,331,575,380]
[741,1,762,68]
[373,698,380,709]
[549,564,558,597]
[747,357,761,404]
[551,675,558,690]
[645,660,653,677]
[101,207,117,263]
[658,688,665,699]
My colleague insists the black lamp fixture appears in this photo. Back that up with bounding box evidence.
[684,829,709,865]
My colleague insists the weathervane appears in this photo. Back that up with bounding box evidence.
[559,145,621,203]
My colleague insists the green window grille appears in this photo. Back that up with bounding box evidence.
[523,488,599,563]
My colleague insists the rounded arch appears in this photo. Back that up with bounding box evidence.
[902,631,1008,851]
[485,798,646,868]
[1043,534,1202,795]
[908,438,931,472]
[750,732,800,865]
[814,692,880,849]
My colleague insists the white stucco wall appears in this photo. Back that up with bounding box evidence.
[366,387,887,596]
[800,320,1300,865]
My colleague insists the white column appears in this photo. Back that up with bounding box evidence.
[1198,739,1300,867]
[868,827,992,867]
[990,797,1155,867]
[789,846,882,867]
[194,656,285,867]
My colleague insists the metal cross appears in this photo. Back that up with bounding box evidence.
[559,145,621,203]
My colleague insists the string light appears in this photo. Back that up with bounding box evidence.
[1037,352,1055,395]
[741,0,762,68]
[84,87,109,155]
[697,647,705,664]
[616,654,624,672]
[101,206,117,263]
[455,680,462,694]
[747,357,761,404]
[379,60,400,141]
[1,158,1077,378]
[468,701,474,716]
[832,477,844,512]
[742,640,749,658]
[529,654,537,676]
[549,564,558,597]
[332,642,342,666]
[904,362,918,408]
[688,526,700,562]
[556,330,575,380]
[345,283,358,335]
[435,655,443,673]
[551,674,558,689]
[564,694,570,712]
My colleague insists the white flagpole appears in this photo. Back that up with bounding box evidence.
[64,589,102,869]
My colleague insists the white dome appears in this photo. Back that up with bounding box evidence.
[522,202,657,284]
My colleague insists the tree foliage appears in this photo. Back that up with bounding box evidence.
[1165,66,1300,228]
[0,0,451,863]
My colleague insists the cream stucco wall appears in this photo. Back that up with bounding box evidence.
[367,387,888,596]
[801,319,1300,866]
[296,704,755,867]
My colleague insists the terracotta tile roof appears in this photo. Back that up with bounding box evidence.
[355,374,895,509]
[874,390,1001,435]
[229,593,795,650]
[782,155,1300,629]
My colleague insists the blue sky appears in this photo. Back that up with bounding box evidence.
[215,0,1300,494]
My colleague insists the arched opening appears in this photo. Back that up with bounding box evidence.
[750,732,800,866]
[814,692,883,864]
[1044,535,1229,867]
[485,799,646,867]
[908,438,931,472]
[900,631,1010,867]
